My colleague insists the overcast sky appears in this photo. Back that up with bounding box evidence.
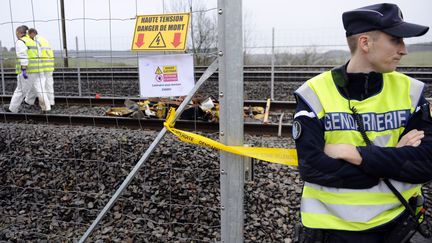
[0,0,431,51]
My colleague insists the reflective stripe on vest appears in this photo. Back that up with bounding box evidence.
[301,181,421,230]
[16,35,42,74]
[408,77,424,110]
[294,73,326,117]
[295,70,424,231]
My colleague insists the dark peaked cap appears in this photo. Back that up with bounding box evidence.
[342,3,429,38]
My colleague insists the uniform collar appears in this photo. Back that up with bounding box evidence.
[331,62,383,101]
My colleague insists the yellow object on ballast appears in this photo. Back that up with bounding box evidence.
[164,108,298,166]
[106,107,135,117]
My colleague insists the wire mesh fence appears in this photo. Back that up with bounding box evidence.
[1,1,228,242]
[0,124,223,241]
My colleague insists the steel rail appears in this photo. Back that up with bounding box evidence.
[1,95,430,111]
[0,95,297,110]
[0,112,291,135]
[2,69,432,82]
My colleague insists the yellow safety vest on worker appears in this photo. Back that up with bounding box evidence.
[35,36,55,72]
[16,35,41,74]
[295,70,424,231]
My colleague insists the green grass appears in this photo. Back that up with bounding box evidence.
[400,51,432,66]
[54,58,133,68]
[1,51,133,68]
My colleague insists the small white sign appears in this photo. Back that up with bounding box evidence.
[139,54,194,98]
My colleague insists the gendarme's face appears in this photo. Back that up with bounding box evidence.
[367,32,407,73]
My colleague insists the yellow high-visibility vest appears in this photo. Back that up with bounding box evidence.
[16,35,42,74]
[295,70,424,231]
[35,35,54,72]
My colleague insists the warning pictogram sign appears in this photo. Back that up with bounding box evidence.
[149,32,166,48]
[155,67,162,74]
[139,54,194,97]
[153,65,179,82]
[131,13,190,51]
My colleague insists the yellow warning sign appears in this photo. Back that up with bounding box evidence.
[163,65,177,73]
[155,67,162,74]
[164,108,299,166]
[131,13,190,51]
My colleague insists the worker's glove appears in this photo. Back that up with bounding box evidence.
[21,68,28,79]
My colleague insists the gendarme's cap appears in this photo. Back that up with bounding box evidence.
[342,3,429,37]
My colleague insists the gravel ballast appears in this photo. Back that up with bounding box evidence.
[0,122,300,242]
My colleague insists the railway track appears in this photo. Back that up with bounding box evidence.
[2,66,432,100]
[0,95,296,110]
[1,65,431,135]
[0,96,295,136]
[0,112,290,135]
[2,66,432,82]
[1,95,431,135]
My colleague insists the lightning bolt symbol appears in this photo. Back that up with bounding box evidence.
[156,36,161,45]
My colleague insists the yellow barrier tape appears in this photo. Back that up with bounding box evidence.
[164,108,298,166]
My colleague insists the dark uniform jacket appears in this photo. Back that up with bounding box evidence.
[294,63,432,189]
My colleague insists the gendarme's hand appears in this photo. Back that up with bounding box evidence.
[324,144,362,165]
[396,129,424,148]
[324,130,425,166]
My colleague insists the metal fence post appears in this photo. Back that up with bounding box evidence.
[218,0,244,242]
[271,28,275,101]
[75,36,82,96]
[60,0,69,67]
[0,41,5,95]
